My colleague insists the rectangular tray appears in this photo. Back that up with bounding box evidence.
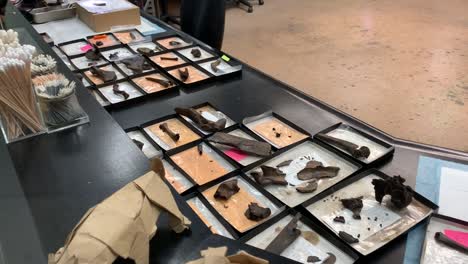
[420,214,468,264]
[245,139,362,208]
[240,209,359,264]
[314,123,395,167]
[243,111,311,149]
[303,169,437,256]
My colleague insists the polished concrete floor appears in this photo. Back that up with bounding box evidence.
[223,0,468,152]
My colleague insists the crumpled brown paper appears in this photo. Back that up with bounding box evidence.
[186,246,269,264]
[48,158,191,264]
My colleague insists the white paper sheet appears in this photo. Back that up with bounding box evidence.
[439,167,468,221]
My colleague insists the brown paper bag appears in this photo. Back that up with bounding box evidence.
[48,159,191,264]
[186,246,268,264]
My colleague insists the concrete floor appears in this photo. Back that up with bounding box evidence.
[223,0,468,152]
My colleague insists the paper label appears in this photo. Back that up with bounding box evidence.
[221,55,230,62]
[80,44,93,52]
[225,148,248,162]
[444,229,468,247]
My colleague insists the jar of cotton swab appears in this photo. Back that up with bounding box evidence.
[34,73,88,131]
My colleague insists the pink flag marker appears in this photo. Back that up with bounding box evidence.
[444,229,468,247]
[224,148,248,162]
[80,44,93,52]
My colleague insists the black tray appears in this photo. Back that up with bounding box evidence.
[314,123,395,167]
[300,169,438,256]
[57,38,91,58]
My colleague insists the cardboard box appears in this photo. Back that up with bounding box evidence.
[76,0,141,32]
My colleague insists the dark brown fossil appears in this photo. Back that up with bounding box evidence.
[341,196,363,220]
[333,216,346,223]
[145,77,173,87]
[251,171,287,186]
[90,66,116,83]
[214,179,240,200]
[85,44,101,60]
[339,231,359,244]
[372,175,413,209]
[265,214,301,254]
[121,56,151,73]
[191,48,201,58]
[112,84,129,99]
[208,132,272,156]
[244,202,271,221]
[316,133,371,159]
[178,68,189,82]
[109,52,119,60]
[210,59,222,72]
[96,41,103,46]
[296,180,318,193]
[297,161,340,180]
[132,139,144,150]
[276,160,292,167]
[322,253,337,264]
[169,40,181,46]
[160,56,178,61]
[307,256,321,263]
[262,165,286,177]
[175,107,226,132]
[136,47,156,56]
[159,122,180,142]
[435,232,468,254]
[197,144,203,155]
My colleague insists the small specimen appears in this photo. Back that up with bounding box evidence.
[209,132,272,156]
[85,44,101,60]
[434,232,468,254]
[169,40,181,46]
[333,216,345,223]
[121,56,151,73]
[296,180,318,193]
[137,47,155,56]
[145,77,173,87]
[265,214,301,254]
[214,179,240,200]
[112,84,129,100]
[175,107,226,132]
[307,256,321,263]
[160,56,178,61]
[372,175,413,209]
[211,59,222,72]
[276,160,292,167]
[297,160,340,180]
[197,144,203,155]
[275,132,281,138]
[109,52,119,60]
[340,196,363,219]
[251,165,287,186]
[178,68,189,82]
[191,48,201,58]
[316,133,371,159]
[90,66,116,82]
[339,231,359,244]
[132,139,144,150]
[244,202,271,221]
[322,253,337,264]
[96,41,103,46]
[159,122,180,141]
[302,231,319,245]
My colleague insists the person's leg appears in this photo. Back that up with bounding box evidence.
[180,0,226,50]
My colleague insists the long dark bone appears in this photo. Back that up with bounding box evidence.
[209,132,271,156]
[316,133,370,159]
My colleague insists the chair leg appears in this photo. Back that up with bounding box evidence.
[238,0,253,13]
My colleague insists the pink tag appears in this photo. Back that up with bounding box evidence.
[80,44,93,52]
[444,229,468,247]
[225,148,248,162]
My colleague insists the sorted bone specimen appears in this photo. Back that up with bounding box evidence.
[209,132,271,156]
[316,133,370,159]
[176,107,226,132]
[372,175,413,209]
